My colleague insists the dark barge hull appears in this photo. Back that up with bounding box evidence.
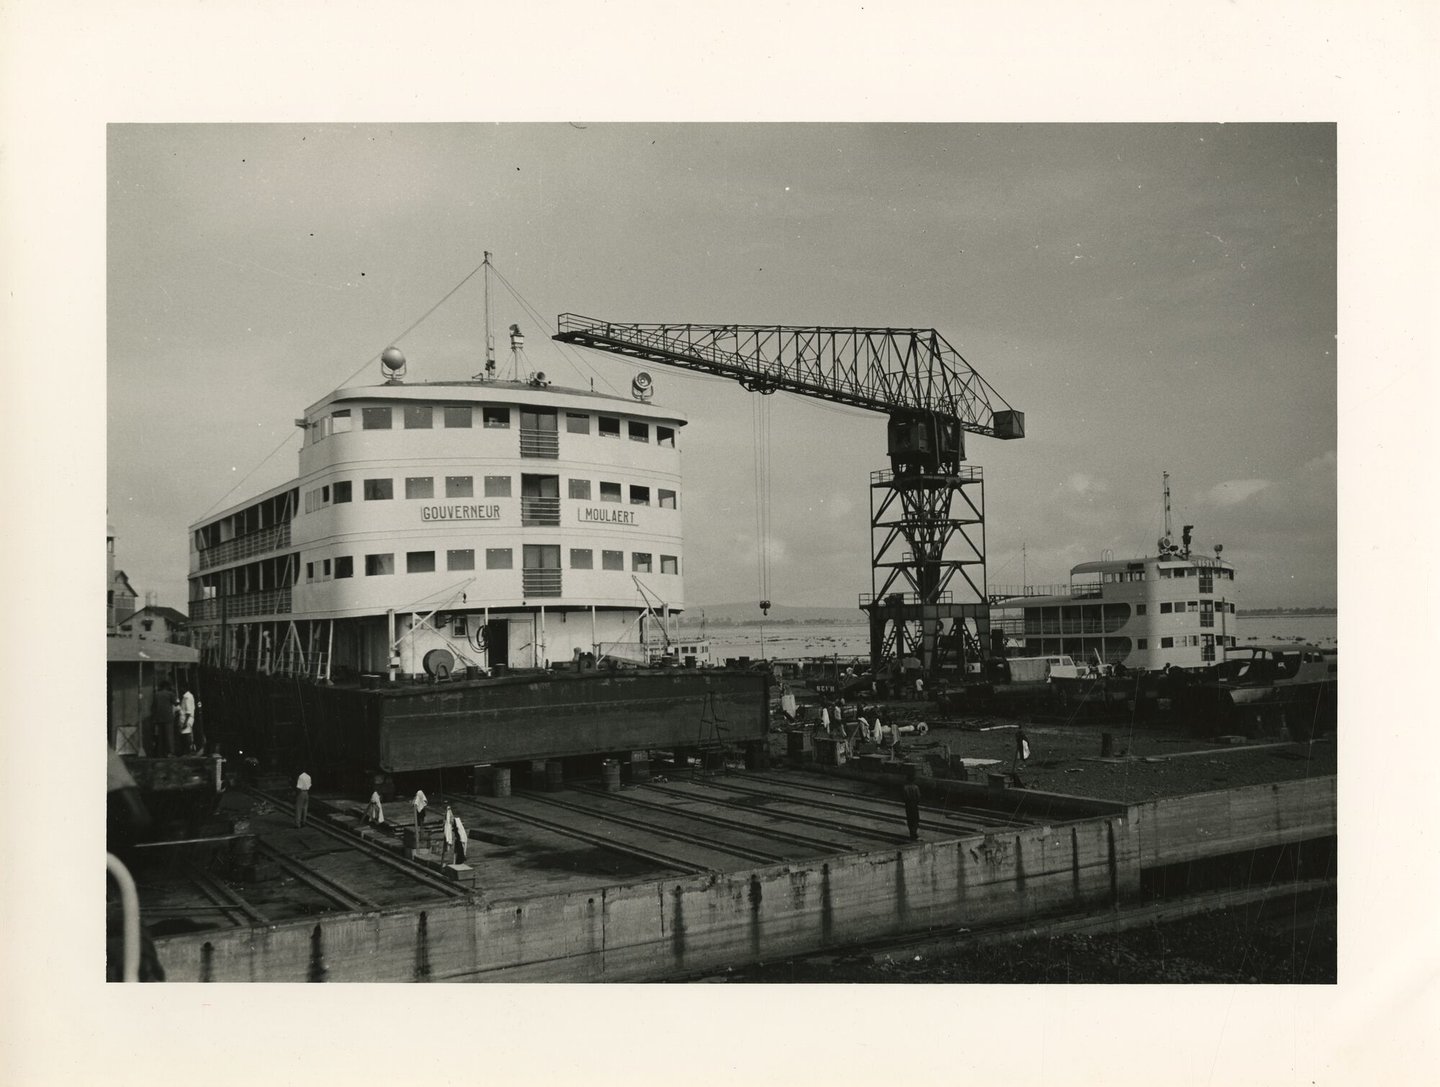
[198,665,770,774]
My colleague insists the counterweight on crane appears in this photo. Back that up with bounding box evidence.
[553,316,1025,683]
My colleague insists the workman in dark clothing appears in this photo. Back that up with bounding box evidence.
[901,777,922,841]
[149,681,177,757]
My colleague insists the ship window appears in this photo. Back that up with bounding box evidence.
[333,481,352,503]
[405,477,434,499]
[365,553,395,576]
[632,552,652,573]
[1137,638,1148,650]
[658,489,677,509]
[565,412,590,434]
[661,555,678,574]
[323,559,331,576]
[570,548,593,569]
[484,475,512,498]
[598,416,620,438]
[444,405,472,428]
[1188,601,1198,611]
[523,544,561,569]
[363,478,393,501]
[331,409,352,434]
[406,551,436,574]
[485,548,512,570]
[602,549,624,571]
[600,481,621,503]
[483,406,510,429]
[657,426,675,448]
[1159,568,1172,578]
[403,405,433,429]
[446,476,474,498]
[362,407,392,430]
[335,556,353,578]
[322,485,330,503]
[1160,602,1172,614]
[1136,604,1147,616]
[1160,636,1174,648]
[628,421,649,443]
[306,562,315,581]
[629,485,650,506]
[568,478,591,500]
[447,549,475,571]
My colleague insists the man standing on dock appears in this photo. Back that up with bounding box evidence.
[901,774,922,841]
[294,770,312,828]
[178,685,196,754]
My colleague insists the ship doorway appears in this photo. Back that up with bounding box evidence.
[485,620,510,671]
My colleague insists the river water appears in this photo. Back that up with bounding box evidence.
[681,614,1338,663]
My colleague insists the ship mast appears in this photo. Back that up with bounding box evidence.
[1163,471,1173,541]
[474,250,496,380]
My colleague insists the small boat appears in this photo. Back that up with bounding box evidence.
[1176,644,1337,739]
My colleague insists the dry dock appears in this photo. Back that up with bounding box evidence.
[133,733,1336,981]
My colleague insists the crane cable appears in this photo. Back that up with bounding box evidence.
[752,393,773,614]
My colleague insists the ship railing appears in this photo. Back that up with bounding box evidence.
[188,587,292,621]
[989,583,1075,601]
[1023,619,1128,636]
[519,427,560,459]
[522,569,563,597]
[520,496,561,525]
[197,523,292,570]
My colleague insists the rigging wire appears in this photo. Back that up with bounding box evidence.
[200,257,491,517]
[489,266,621,396]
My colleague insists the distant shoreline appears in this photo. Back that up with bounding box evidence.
[680,609,1335,629]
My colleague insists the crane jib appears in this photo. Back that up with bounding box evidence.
[552,315,1024,441]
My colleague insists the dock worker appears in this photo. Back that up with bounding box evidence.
[412,789,429,831]
[365,791,385,826]
[913,674,925,702]
[294,770,312,828]
[1014,728,1031,772]
[149,681,177,757]
[441,805,455,864]
[178,685,196,754]
[901,773,922,841]
[453,812,468,864]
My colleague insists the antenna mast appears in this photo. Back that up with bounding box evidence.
[474,251,496,380]
[1163,471,1173,540]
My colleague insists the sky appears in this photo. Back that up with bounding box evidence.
[109,122,1336,611]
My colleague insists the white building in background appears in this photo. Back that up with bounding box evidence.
[188,375,687,680]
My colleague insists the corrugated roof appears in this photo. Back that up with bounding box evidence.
[107,637,199,663]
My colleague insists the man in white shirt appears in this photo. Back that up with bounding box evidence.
[178,686,197,753]
[295,770,312,828]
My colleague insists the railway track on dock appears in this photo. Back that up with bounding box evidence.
[663,773,1023,838]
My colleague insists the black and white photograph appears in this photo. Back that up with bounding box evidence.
[5,2,1438,1085]
[102,120,1339,987]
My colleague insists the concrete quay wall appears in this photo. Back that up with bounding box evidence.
[156,816,1135,982]
[153,775,1336,982]
[1131,777,1337,867]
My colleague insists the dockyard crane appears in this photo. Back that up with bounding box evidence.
[553,316,1025,682]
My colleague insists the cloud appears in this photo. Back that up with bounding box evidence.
[1207,479,1272,506]
[1063,473,1108,496]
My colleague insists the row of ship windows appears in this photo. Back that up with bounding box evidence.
[306,548,680,580]
[312,405,676,445]
[1135,636,1237,650]
[304,477,678,510]
[1132,602,1238,616]
[1099,569,1234,584]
